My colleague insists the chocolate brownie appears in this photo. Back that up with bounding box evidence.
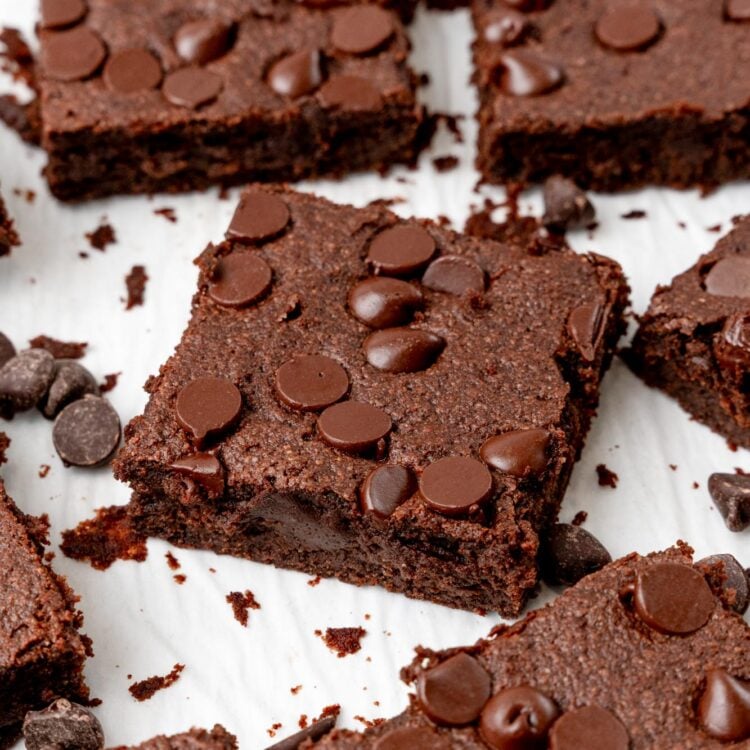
[472,0,750,191]
[114,186,628,616]
[0,189,19,257]
[0,477,90,741]
[36,0,423,202]
[626,216,750,449]
[307,545,750,749]
[109,725,237,750]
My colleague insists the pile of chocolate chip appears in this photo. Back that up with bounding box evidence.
[0,332,121,467]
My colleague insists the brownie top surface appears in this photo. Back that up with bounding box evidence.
[38,0,414,134]
[473,0,750,128]
[117,187,622,531]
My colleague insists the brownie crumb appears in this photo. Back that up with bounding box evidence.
[153,207,177,223]
[85,222,116,251]
[596,463,619,489]
[60,505,148,571]
[267,723,282,738]
[315,705,341,722]
[13,188,35,204]
[125,265,148,310]
[291,685,302,695]
[299,715,309,729]
[432,155,459,173]
[0,431,9,464]
[38,464,50,478]
[99,373,120,393]
[669,463,678,471]
[173,574,186,585]
[318,627,366,657]
[435,112,464,144]
[707,223,723,233]
[693,481,700,489]
[29,335,88,359]
[678,221,687,229]
[621,210,646,219]
[128,663,184,701]
[307,575,322,587]
[25,512,50,547]
[571,510,588,526]
[165,551,181,571]
[226,590,261,627]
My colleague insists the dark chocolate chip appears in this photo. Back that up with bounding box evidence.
[704,257,750,298]
[548,706,629,750]
[207,251,273,308]
[175,376,242,447]
[540,523,612,587]
[275,354,349,411]
[595,2,662,51]
[420,456,493,516]
[52,395,121,467]
[330,6,394,55]
[23,698,104,750]
[479,685,560,750]
[41,359,99,419]
[174,19,233,65]
[480,428,550,477]
[317,401,392,453]
[103,49,162,93]
[373,726,450,750]
[348,277,423,328]
[0,332,15,368]
[726,0,750,21]
[0,348,56,414]
[498,50,563,96]
[268,49,323,98]
[417,652,492,726]
[482,10,530,46]
[163,67,223,108]
[363,328,445,373]
[360,464,416,518]
[422,255,486,296]
[715,313,750,379]
[722,312,750,351]
[318,75,382,110]
[542,176,595,232]
[708,473,750,531]
[226,192,291,243]
[367,225,436,277]
[170,453,225,497]
[697,669,750,742]
[696,553,749,615]
[41,26,107,82]
[40,0,87,29]
[567,301,606,361]
[632,561,715,634]
[265,715,337,750]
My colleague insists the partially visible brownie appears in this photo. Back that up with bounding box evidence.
[626,216,750,448]
[308,544,750,749]
[0,478,90,740]
[109,725,238,750]
[114,186,628,616]
[0,189,19,256]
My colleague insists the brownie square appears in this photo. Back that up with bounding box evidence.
[109,725,238,750]
[308,544,750,749]
[0,189,19,257]
[626,216,750,449]
[0,478,90,740]
[114,186,627,616]
[37,0,423,202]
[472,0,750,191]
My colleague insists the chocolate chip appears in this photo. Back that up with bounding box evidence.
[632,561,715,634]
[103,49,162,93]
[175,376,242,447]
[482,10,530,46]
[540,524,612,587]
[275,354,349,411]
[41,26,107,82]
[548,706,629,750]
[23,699,104,750]
[696,553,749,615]
[595,2,662,51]
[542,176,595,232]
[317,401,392,453]
[480,428,550,477]
[41,0,87,29]
[367,225,436,277]
[567,301,606,361]
[348,277,423,329]
[208,251,273,308]
[0,349,56,415]
[479,686,559,750]
[53,395,121,467]
[708,473,750,531]
[420,456,493,516]
[726,0,750,21]
[41,360,99,419]
[170,453,225,497]
[373,726,450,750]
[360,464,416,518]
[0,332,15,368]
[226,192,291,243]
[422,255,486,296]
[163,67,222,108]
[363,328,445,373]
[721,312,750,354]
[498,50,563,96]
[697,669,750,742]
[318,75,382,111]
[268,49,323,98]
[416,652,492,726]
[330,6,394,55]
[265,715,337,750]
[174,19,233,65]
[703,257,750,297]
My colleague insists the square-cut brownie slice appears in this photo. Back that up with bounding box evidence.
[306,545,750,749]
[626,216,750,449]
[472,0,750,190]
[0,189,19,257]
[110,725,238,750]
[0,477,90,740]
[114,186,627,616]
[37,0,423,202]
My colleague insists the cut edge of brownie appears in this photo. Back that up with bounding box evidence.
[107,724,238,750]
[0,191,20,257]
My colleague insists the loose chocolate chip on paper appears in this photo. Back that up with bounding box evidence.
[208,252,273,308]
[175,376,242,447]
[23,698,104,750]
[367,225,436,277]
[330,6,394,55]
[708,472,750,531]
[542,176,595,232]
[103,49,162,93]
[549,705,629,750]
[40,0,87,30]
[317,401,392,453]
[318,75,382,111]
[275,354,349,411]
[53,395,121,467]
[163,67,223,108]
[170,452,225,497]
[363,328,445,373]
[41,26,107,82]
[0,332,15,368]
[41,359,99,419]
[540,523,612,587]
[360,464,416,518]
[480,686,559,750]
[174,19,234,65]
[703,256,750,298]
[267,49,323,98]
[422,255,486,296]
[480,428,550,477]
[697,669,750,742]
[0,348,56,415]
[696,553,749,614]
[498,49,564,96]
[595,2,662,52]
[420,456,493,516]
[226,192,291,243]
[348,277,423,329]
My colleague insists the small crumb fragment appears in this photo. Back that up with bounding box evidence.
[173,574,186,585]
[85,222,116,251]
[595,464,618,489]
[308,575,322,587]
[99,373,120,393]
[29,335,87,359]
[226,590,261,627]
[571,510,588,526]
[38,464,50,478]
[707,224,722,233]
[432,155,459,173]
[125,265,148,310]
[291,685,302,695]
[154,207,177,223]
[267,723,282,738]
[318,627,367,658]
[621,210,646,219]
[0,432,9,464]
[165,551,181,571]
[128,664,184,702]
